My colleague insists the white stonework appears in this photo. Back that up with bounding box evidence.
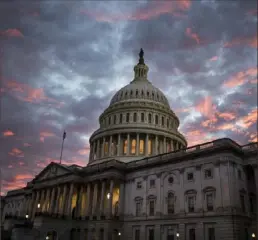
[1,50,258,240]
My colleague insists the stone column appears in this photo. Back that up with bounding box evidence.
[101,137,105,157]
[108,179,114,218]
[92,182,99,215]
[77,186,84,217]
[92,142,96,160]
[155,135,158,155]
[43,189,49,212]
[109,135,113,156]
[54,186,61,214]
[39,190,45,212]
[119,182,125,217]
[163,137,166,153]
[100,181,106,216]
[89,143,93,161]
[136,133,140,155]
[29,192,35,217]
[66,183,74,216]
[97,139,100,158]
[49,188,56,214]
[61,184,68,215]
[117,134,121,156]
[127,134,130,155]
[86,183,92,216]
[145,134,149,156]
[32,191,40,218]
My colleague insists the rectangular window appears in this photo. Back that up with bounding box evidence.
[208,228,215,240]
[136,202,141,216]
[240,195,245,212]
[135,229,140,240]
[249,196,254,213]
[136,182,142,189]
[150,179,155,188]
[149,200,155,216]
[189,228,196,240]
[167,229,174,240]
[149,229,154,240]
[139,140,144,154]
[204,169,212,178]
[187,172,194,181]
[206,193,214,211]
[131,139,136,154]
[188,196,195,212]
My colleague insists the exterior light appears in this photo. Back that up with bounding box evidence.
[107,193,110,199]
[25,214,29,219]
[176,233,180,237]
[37,203,40,208]
[118,232,121,236]
[46,237,49,240]
[252,233,256,238]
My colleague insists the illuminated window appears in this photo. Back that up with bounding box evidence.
[141,113,144,122]
[133,113,137,122]
[148,114,152,123]
[123,140,128,155]
[155,115,158,124]
[120,114,123,123]
[148,139,152,155]
[139,140,144,154]
[126,113,130,123]
[131,139,136,154]
[104,142,109,155]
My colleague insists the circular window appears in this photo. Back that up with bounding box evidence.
[168,177,174,184]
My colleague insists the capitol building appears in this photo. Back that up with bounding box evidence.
[1,50,258,240]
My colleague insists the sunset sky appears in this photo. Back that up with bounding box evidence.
[0,0,257,195]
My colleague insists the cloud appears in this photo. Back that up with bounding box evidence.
[224,36,257,48]
[0,29,24,37]
[3,130,15,137]
[8,148,24,158]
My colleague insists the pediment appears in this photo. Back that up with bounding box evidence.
[33,162,72,182]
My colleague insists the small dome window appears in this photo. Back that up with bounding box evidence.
[114,115,117,124]
[130,90,133,96]
[152,92,155,98]
[155,115,159,125]
[167,119,169,128]
[108,117,111,125]
[147,91,150,97]
[141,113,145,122]
[126,113,130,123]
[133,112,137,122]
[119,114,123,123]
[148,113,152,123]
[162,116,164,126]
[136,90,138,96]
[157,94,159,100]
[125,92,128,97]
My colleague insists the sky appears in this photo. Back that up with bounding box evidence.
[0,0,257,195]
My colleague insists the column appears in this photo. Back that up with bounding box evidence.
[29,192,35,217]
[100,181,106,216]
[92,142,96,160]
[145,134,149,156]
[136,133,139,155]
[43,188,50,212]
[170,139,174,152]
[163,137,166,153]
[117,134,121,156]
[89,143,93,161]
[119,182,124,217]
[49,188,56,214]
[32,191,40,218]
[178,223,186,240]
[155,135,158,155]
[108,135,112,156]
[101,137,105,157]
[66,183,74,216]
[77,186,84,217]
[61,184,67,215]
[39,190,45,212]
[92,182,99,215]
[54,186,61,214]
[86,183,92,216]
[97,139,100,158]
[23,197,29,216]
[127,134,130,155]
[108,180,114,218]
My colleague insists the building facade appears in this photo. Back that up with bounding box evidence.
[1,50,258,240]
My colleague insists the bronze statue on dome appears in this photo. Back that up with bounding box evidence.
[139,48,144,64]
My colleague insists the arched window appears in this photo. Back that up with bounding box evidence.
[167,119,169,128]
[126,113,130,123]
[130,90,133,96]
[147,91,150,97]
[133,113,137,122]
[152,92,154,98]
[136,90,138,97]
[141,113,145,122]
[155,115,159,125]
[108,117,111,125]
[141,90,144,96]
[131,139,136,154]
[162,116,164,126]
[167,192,175,214]
[114,115,117,124]
[148,113,152,124]
[119,114,123,123]
[139,140,144,154]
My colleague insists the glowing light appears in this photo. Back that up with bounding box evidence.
[107,193,110,199]
[176,233,180,237]
[25,214,29,219]
[118,232,121,236]
[37,203,40,208]
[252,233,256,238]
[46,237,49,240]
